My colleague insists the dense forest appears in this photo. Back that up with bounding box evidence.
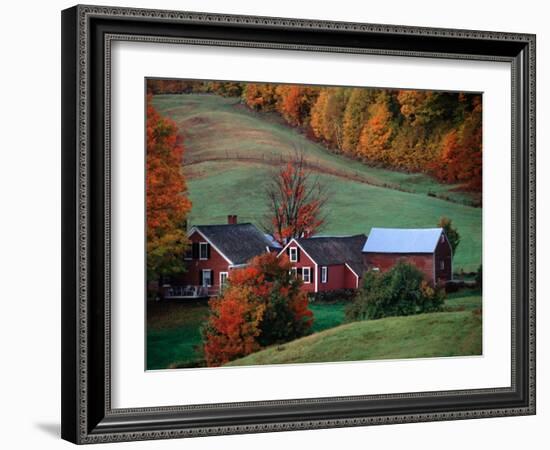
[148,79,482,192]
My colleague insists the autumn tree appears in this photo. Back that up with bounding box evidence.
[397,90,426,123]
[342,88,375,154]
[310,87,350,150]
[438,216,460,255]
[275,85,319,127]
[430,97,482,191]
[146,95,192,291]
[242,83,278,111]
[264,151,328,244]
[203,252,313,366]
[206,81,243,97]
[309,89,329,140]
[356,96,393,164]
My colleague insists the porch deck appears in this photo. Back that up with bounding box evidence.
[162,285,216,300]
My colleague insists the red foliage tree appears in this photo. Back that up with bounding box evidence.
[430,97,482,191]
[265,152,328,244]
[203,253,313,366]
[275,85,319,127]
[146,95,192,285]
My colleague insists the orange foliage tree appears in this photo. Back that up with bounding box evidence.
[275,85,320,127]
[356,99,393,164]
[203,252,313,366]
[264,152,328,244]
[242,83,278,111]
[430,97,482,191]
[146,95,192,287]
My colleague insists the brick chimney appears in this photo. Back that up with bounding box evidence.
[227,215,238,225]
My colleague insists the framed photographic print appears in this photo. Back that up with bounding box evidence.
[61,4,536,444]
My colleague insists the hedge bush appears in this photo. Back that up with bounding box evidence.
[345,261,445,321]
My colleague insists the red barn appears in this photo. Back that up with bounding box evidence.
[165,216,277,298]
[277,235,367,293]
[362,227,453,285]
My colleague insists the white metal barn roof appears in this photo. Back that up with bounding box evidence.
[362,228,444,254]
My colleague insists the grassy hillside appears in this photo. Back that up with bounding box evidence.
[153,94,482,272]
[227,309,482,367]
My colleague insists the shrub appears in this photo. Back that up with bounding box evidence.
[203,252,313,366]
[475,264,482,289]
[345,261,446,321]
[309,289,357,304]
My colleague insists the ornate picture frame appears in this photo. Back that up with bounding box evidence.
[61,4,536,444]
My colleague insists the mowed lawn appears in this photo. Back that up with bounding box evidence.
[146,291,481,370]
[152,93,482,273]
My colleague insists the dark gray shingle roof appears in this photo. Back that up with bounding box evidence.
[296,234,367,276]
[194,223,273,265]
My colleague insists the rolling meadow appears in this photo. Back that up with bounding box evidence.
[152,93,482,273]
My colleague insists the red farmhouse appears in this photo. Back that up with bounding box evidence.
[167,216,278,298]
[362,227,453,285]
[277,235,367,293]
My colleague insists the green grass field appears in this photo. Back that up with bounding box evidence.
[152,94,482,272]
[228,309,482,367]
[146,291,481,370]
[146,300,209,370]
[146,300,348,370]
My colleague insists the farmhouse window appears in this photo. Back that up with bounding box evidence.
[289,247,298,262]
[191,242,199,259]
[219,272,228,292]
[321,266,328,283]
[199,242,209,260]
[201,269,213,287]
[440,260,445,270]
[303,267,311,284]
[290,267,298,277]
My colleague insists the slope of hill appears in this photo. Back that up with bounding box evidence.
[152,94,482,272]
[227,309,482,367]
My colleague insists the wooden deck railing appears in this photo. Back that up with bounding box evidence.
[162,285,215,299]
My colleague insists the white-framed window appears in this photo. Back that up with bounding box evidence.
[289,247,298,262]
[440,260,445,270]
[199,242,209,260]
[321,266,328,283]
[302,267,311,284]
[290,267,298,278]
[201,269,212,287]
[219,272,228,292]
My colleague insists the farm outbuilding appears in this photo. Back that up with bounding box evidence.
[362,227,453,285]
